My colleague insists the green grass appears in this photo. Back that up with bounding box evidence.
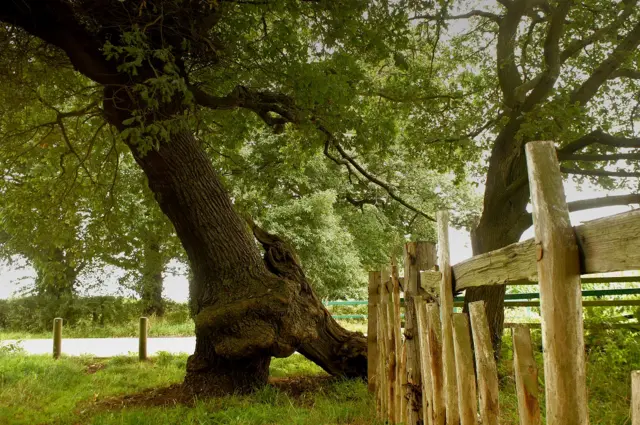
[1,326,637,425]
[0,353,377,425]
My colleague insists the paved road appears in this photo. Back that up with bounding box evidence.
[1,337,196,356]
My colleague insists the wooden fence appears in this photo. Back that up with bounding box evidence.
[369,141,640,425]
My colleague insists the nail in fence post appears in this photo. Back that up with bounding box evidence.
[52,318,63,359]
[139,317,148,361]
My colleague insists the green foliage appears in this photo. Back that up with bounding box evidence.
[0,296,191,335]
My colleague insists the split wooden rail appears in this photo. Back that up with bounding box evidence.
[368,141,640,425]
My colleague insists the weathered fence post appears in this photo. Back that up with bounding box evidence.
[52,317,63,359]
[381,266,396,422]
[512,326,541,425]
[425,302,446,425]
[526,141,589,425]
[377,299,389,419]
[392,262,404,424]
[404,241,436,425]
[401,341,409,424]
[469,302,500,425]
[632,370,640,425]
[404,241,422,425]
[437,210,459,425]
[139,316,148,361]
[368,271,380,393]
[415,295,433,425]
[452,313,478,425]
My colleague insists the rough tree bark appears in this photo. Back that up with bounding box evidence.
[464,129,532,356]
[103,91,366,394]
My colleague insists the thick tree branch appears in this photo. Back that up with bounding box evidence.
[0,0,119,85]
[567,194,640,211]
[561,166,640,178]
[496,0,527,107]
[411,10,501,23]
[344,195,381,208]
[194,83,436,221]
[191,85,298,125]
[609,68,640,80]
[519,193,640,229]
[322,133,436,222]
[560,0,638,63]
[558,130,640,155]
[559,152,640,162]
[570,19,640,106]
[520,0,572,112]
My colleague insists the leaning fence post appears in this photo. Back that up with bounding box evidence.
[392,262,404,424]
[404,241,436,425]
[632,370,640,425]
[426,303,445,425]
[452,313,478,425]
[469,302,500,425]
[368,271,380,393]
[52,318,63,359]
[377,301,389,419]
[437,210,459,425]
[512,326,541,425]
[139,317,148,361]
[526,141,589,425]
[381,265,395,422]
[414,295,433,425]
[404,241,421,425]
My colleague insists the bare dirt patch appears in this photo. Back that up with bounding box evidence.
[269,375,335,399]
[76,375,337,415]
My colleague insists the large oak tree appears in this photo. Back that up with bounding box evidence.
[0,0,419,394]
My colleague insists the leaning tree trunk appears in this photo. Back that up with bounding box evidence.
[464,129,532,356]
[249,224,367,378]
[103,94,366,395]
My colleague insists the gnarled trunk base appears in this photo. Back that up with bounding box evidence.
[184,351,271,395]
[102,88,367,396]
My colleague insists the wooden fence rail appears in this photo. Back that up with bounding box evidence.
[369,140,640,425]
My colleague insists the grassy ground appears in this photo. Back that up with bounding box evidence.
[1,328,638,425]
[0,352,377,425]
[1,323,638,425]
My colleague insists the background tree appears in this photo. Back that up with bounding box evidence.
[404,0,640,351]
